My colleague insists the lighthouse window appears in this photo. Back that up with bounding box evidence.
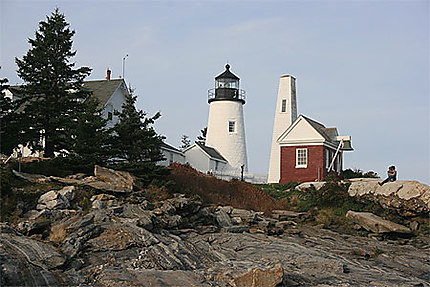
[228,121,236,133]
[281,99,287,113]
[296,148,308,168]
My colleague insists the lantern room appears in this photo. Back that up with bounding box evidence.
[208,64,245,104]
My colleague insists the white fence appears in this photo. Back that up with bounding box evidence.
[212,170,268,184]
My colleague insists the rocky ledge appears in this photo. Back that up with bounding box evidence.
[2,168,429,286]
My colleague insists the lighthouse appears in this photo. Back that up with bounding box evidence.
[205,64,248,173]
[268,75,297,183]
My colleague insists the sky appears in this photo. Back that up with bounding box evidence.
[1,0,429,184]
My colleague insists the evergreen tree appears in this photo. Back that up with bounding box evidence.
[197,127,207,145]
[66,96,111,168]
[111,91,165,164]
[0,79,24,156]
[15,9,91,157]
[111,91,168,185]
[180,135,191,149]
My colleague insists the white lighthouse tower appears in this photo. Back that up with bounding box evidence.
[267,75,297,183]
[205,64,248,173]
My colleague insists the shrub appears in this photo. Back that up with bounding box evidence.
[167,163,280,214]
[256,182,299,200]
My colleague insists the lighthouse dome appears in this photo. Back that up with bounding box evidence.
[209,64,246,104]
[215,64,240,81]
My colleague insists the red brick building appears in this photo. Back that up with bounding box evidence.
[277,115,353,183]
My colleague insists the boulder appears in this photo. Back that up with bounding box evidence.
[231,208,257,222]
[95,268,210,287]
[58,186,76,201]
[94,165,137,190]
[215,208,232,227]
[296,181,326,191]
[91,193,118,209]
[37,186,76,210]
[346,211,411,234]
[271,210,306,220]
[16,219,50,236]
[348,180,430,216]
[12,169,50,183]
[1,226,66,286]
[230,261,284,287]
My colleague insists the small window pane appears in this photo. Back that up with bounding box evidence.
[296,148,308,168]
[229,121,235,133]
[281,99,287,113]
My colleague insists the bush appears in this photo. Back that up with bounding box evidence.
[167,163,280,214]
[256,182,299,200]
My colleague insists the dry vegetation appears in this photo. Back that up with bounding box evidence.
[167,163,286,214]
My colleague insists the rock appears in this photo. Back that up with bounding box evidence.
[16,219,50,236]
[87,180,133,193]
[91,193,118,209]
[22,209,43,220]
[275,221,297,229]
[231,216,243,225]
[249,227,265,234]
[229,260,284,287]
[95,268,210,287]
[231,208,257,222]
[66,213,95,232]
[348,180,430,216]
[215,208,232,227]
[62,213,101,258]
[94,165,138,190]
[58,185,76,201]
[222,225,250,233]
[1,226,66,286]
[164,194,202,216]
[37,186,75,210]
[410,221,419,231]
[346,211,411,234]
[296,181,326,191]
[12,169,50,183]
[271,210,306,220]
[220,205,233,214]
[137,214,154,231]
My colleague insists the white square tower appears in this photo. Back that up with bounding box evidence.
[267,75,297,183]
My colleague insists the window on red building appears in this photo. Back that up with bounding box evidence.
[296,148,307,168]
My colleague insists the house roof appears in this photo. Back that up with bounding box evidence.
[161,142,183,154]
[82,79,126,107]
[195,142,227,162]
[7,78,126,110]
[301,115,338,143]
[7,86,25,99]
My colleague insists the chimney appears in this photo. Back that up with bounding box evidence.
[106,68,111,80]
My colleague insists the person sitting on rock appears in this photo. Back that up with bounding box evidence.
[378,165,397,186]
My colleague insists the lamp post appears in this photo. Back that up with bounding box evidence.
[122,54,128,79]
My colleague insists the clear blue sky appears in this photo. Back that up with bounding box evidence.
[1,0,429,184]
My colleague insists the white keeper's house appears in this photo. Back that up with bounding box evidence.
[2,69,181,161]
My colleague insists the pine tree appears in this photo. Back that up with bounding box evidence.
[197,127,207,145]
[0,79,24,156]
[15,9,91,157]
[111,91,165,164]
[67,97,111,168]
[180,135,191,149]
[111,91,168,185]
